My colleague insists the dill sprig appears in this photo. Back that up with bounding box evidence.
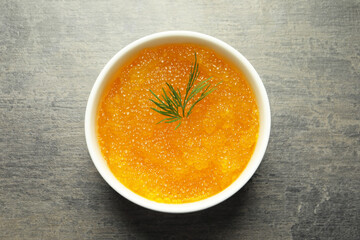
[149,53,221,129]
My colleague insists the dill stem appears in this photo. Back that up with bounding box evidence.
[149,52,220,129]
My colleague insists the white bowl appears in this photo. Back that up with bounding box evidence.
[85,31,271,213]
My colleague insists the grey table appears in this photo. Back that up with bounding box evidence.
[1,0,359,239]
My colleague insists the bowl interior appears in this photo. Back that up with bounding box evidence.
[85,31,271,213]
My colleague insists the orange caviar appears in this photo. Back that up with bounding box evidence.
[97,44,259,203]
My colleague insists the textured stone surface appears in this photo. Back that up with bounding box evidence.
[0,0,359,239]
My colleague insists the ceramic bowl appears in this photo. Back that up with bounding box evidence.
[85,31,271,213]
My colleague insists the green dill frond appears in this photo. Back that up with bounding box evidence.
[149,52,221,129]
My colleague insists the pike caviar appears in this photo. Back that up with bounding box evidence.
[97,44,259,203]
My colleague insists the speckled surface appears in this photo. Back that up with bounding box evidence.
[0,0,359,239]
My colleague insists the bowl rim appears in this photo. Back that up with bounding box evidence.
[85,31,271,213]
